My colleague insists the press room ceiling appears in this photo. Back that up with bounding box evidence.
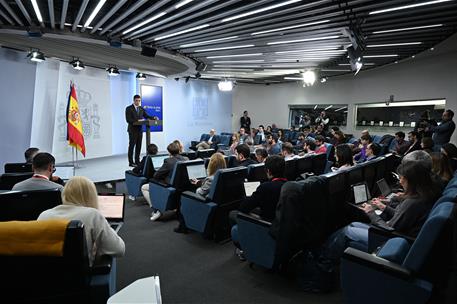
[0,0,456,83]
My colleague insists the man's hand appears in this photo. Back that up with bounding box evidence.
[371,198,386,211]
[359,203,374,214]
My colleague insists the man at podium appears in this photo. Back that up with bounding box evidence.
[125,94,157,167]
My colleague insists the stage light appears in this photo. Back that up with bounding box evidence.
[195,72,201,79]
[136,72,146,80]
[320,77,328,83]
[28,50,45,62]
[302,70,316,86]
[185,76,190,83]
[347,46,363,75]
[218,79,233,91]
[70,58,85,70]
[107,66,120,76]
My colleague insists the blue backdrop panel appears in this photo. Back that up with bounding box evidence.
[140,84,163,132]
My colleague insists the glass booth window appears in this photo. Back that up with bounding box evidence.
[289,105,348,128]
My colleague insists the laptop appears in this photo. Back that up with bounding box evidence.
[376,178,396,199]
[187,164,207,180]
[54,165,74,181]
[352,182,371,205]
[244,181,261,197]
[98,194,125,233]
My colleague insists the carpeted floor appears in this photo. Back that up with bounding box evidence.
[116,198,344,304]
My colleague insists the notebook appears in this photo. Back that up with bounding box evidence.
[352,182,371,205]
[244,181,261,197]
[376,178,396,199]
[187,164,207,180]
[98,194,125,233]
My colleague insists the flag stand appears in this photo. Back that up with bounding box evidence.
[72,147,81,169]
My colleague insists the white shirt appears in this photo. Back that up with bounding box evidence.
[38,204,125,265]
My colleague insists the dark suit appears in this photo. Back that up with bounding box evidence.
[125,104,154,164]
[403,140,421,156]
[153,154,189,184]
[238,179,287,221]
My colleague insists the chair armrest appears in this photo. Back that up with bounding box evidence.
[91,255,113,275]
[237,212,272,228]
[342,247,411,280]
[149,179,169,188]
[181,190,207,203]
[368,225,415,252]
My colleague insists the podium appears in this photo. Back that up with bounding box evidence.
[133,119,162,149]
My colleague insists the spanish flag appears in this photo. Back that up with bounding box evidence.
[66,82,86,156]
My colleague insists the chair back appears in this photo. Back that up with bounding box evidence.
[143,156,156,178]
[0,189,62,221]
[0,220,91,303]
[4,163,33,173]
[372,135,383,144]
[311,153,327,175]
[207,167,247,205]
[197,149,215,159]
[219,134,231,147]
[403,202,455,283]
[296,155,313,176]
[361,160,378,194]
[0,172,34,190]
[247,163,268,182]
[170,159,205,191]
[324,143,334,161]
[284,158,298,181]
[345,165,364,188]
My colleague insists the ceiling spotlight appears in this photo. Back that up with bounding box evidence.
[320,77,327,83]
[218,79,233,91]
[70,58,85,70]
[185,76,190,83]
[302,70,316,87]
[28,50,45,62]
[174,78,179,81]
[136,72,146,80]
[195,72,201,79]
[347,46,363,75]
[106,66,120,76]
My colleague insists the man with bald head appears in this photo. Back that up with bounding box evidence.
[196,129,219,150]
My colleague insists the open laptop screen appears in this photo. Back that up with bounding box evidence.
[352,183,371,205]
[98,194,125,222]
[377,178,391,197]
[187,164,207,180]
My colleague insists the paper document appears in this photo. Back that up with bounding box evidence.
[244,181,261,197]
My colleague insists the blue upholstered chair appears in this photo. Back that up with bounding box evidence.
[218,134,231,149]
[0,189,62,221]
[0,220,116,304]
[180,167,247,240]
[149,159,204,213]
[372,135,382,144]
[125,156,155,198]
[246,163,268,182]
[347,137,359,145]
[341,202,455,304]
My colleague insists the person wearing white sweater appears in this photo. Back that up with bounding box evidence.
[38,176,125,265]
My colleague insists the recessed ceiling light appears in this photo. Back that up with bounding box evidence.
[28,50,45,62]
[363,54,399,58]
[221,0,302,23]
[372,24,442,34]
[369,0,452,15]
[70,59,85,70]
[154,24,210,41]
[194,45,255,52]
[84,0,106,28]
[251,19,331,35]
[367,42,423,48]
[123,12,167,35]
[212,60,265,63]
[31,0,43,22]
[106,66,120,76]
[136,72,146,80]
[180,36,238,48]
[207,53,263,59]
[175,0,194,9]
[267,35,340,45]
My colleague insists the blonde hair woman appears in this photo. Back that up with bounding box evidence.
[192,153,226,197]
[38,176,125,265]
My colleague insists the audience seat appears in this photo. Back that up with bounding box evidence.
[180,167,247,241]
[197,149,216,159]
[218,134,231,149]
[125,156,155,198]
[247,163,268,182]
[311,153,327,175]
[296,155,313,177]
[0,220,116,304]
[284,158,298,181]
[372,135,383,144]
[341,202,455,304]
[347,137,358,145]
[0,189,62,221]
[0,172,34,190]
[4,162,33,173]
[148,160,204,213]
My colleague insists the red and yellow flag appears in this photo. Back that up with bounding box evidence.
[66,83,86,156]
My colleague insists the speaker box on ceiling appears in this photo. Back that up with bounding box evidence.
[141,46,157,57]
